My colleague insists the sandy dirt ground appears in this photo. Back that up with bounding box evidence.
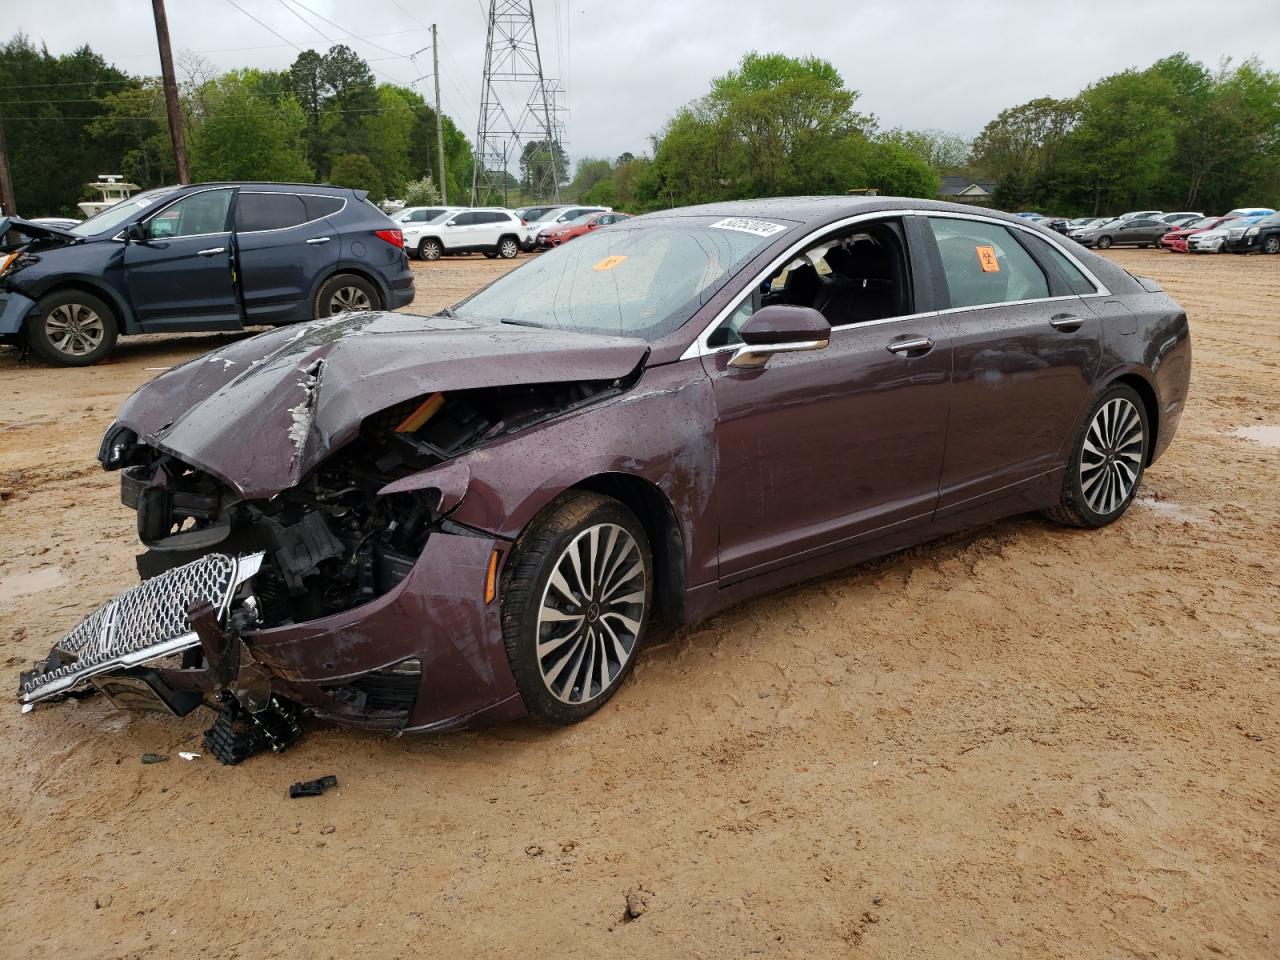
[0,250,1276,959]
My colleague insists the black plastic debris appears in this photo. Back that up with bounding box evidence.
[289,775,338,798]
[140,752,169,764]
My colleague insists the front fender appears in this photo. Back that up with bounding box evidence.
[447,359,721,587]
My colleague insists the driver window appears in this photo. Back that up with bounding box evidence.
[708,218,912,347]
[145,189,233,239]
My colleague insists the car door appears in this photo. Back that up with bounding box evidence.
[233,191,341,325]
[923,215,1102,515]
[1121,218,1162,245]
[123,186,242,331]
[702,217,951,582]
[443,211,478,250]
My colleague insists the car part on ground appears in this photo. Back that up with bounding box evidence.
[16,197,1191,751]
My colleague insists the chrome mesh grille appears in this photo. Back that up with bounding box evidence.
[21,553,261,702]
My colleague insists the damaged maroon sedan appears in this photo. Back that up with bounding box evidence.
[19,198,1191,762]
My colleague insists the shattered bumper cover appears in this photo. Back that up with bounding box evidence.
[19,553,263,705]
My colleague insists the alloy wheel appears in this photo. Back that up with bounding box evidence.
[421,239,441,261]
[500,239,518,259]
[328,286,372,314]
[1264,236,1280,254]
[535,522,646,704]
[1079,396,1144,515]
[44,303,105,357]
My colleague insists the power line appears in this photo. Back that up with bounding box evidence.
[223,0,303,51]
[273,0,333,44]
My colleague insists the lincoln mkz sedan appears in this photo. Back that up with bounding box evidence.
[19,197,1191,762]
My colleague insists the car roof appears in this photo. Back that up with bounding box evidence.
[630,196,1062,232]
[180,182,356,195]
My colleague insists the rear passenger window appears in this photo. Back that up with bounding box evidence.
[928,217,1049,308]
[1024,234,1098,295]
[302,195,345,221]
[235,193,306,232]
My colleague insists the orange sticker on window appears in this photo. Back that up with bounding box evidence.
[975,245,1000,272]
[592,255,628,271]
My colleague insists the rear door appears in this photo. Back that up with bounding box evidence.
[923,215,1102,514]
[233,191,341,325]
[123,187,242,331]
[1118,218,1163,245]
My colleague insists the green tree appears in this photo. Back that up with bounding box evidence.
[189,71,312,182]
[402,174,441,206]
[0,35,138,216]
[857,140,940,198]
[86,79,174,188]
[328,152,384,201]
[880,127,970,175]
[319,44,377,163]
[360,85,413,197]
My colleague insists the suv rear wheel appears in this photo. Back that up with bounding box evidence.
[497,236,520,259]
[315,273,380,318]
[26,289,118,366]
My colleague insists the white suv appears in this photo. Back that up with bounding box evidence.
[409,208,526,261]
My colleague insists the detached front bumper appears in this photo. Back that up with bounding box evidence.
[0,289,38,340]
[247,530,525,732]
[19,532,526,733]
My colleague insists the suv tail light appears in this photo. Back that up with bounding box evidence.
[375,228,404,248]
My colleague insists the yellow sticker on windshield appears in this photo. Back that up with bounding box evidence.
[592,255,628,271]
[976,245,1000,272]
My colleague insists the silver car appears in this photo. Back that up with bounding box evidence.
[1071,217,1171,250]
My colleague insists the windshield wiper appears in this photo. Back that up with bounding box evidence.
[499,317,551,329]
[434,306,457,318]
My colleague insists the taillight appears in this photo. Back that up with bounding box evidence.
[375,228,404,248]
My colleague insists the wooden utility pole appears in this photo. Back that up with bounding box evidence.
[432,24,447,204]
[0,102,17,217]
[151,0,190,184]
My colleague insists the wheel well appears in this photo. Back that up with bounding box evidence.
[1111,373,1159,464]
[37,281,127,330]
[323,267,385,309]
[498,232,521,246]
[572,473,687,625]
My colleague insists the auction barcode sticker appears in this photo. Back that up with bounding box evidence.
[709,217,788,238]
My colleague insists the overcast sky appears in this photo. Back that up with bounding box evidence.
[9,0,1280,173]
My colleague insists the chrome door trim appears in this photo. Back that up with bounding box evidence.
[679,208,1113,361]
[728,337,830,369]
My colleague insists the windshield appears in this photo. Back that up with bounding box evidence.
[69,187,174,236]
[455,215,792,341]
[1189,218,1218,228]
[525,208,564,223]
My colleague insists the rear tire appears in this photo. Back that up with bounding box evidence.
[501,492,652,725]
[314,273,380,318]
[1043,383,1149,529]
[26,289,118,366]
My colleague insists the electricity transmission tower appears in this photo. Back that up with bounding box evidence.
[472,0,564,205]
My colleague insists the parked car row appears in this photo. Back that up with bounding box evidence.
[1037,208,1278,253]
[391,203,626,261]
[0,181,415,365]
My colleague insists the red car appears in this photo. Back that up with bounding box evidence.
[1161,215,1234,253]
[539,211,633,247]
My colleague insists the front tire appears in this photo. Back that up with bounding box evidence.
[1043,384,1149,529]
[497,236,520,259]
[418,238,442,261]
[314,273,380,318]
[1096,235,1113,250]
[501,492,652,724]
[1263,236,1280,255]
[26,289,118,366]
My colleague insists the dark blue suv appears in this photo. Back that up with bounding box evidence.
[0,182,415,365]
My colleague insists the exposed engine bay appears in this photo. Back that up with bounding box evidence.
[19,375,632,761]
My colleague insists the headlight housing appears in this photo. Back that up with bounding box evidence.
[1246,226,1260,236]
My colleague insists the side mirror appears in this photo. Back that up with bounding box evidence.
[445,220,457,227]
[729,305,831,369]
[125,221,147,242]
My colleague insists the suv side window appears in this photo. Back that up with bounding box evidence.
[927,217,1049,308]
[302,195,344,221]
[235,193,307,232]
[145,188,234,239]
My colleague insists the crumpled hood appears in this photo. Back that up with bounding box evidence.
[115,311,649,498]
[0,215,80,248]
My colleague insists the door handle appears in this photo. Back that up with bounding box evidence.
[307,237,331,245]
[1049,315,1084,332]
[197,246,226,257]
[886,336,934,356]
